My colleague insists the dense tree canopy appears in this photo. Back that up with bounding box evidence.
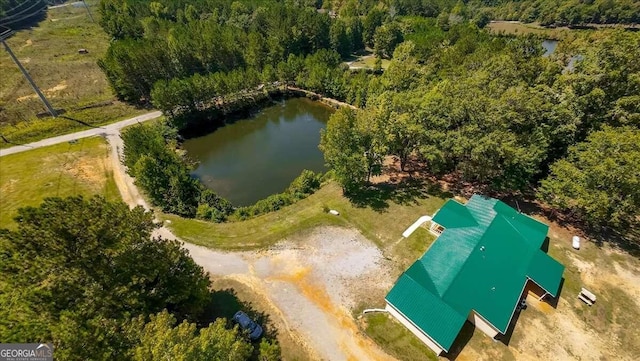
[327,0,640,26]
[319,26,639,235]
[98,0,335,102]
[128,311,253,361]
[98,1,640,236]
[539,127,640,231]
[0,197,223,360]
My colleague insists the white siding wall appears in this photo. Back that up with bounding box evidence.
[385,303,445,356]
[467,311,499,338]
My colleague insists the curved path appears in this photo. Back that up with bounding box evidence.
[1,113,396,361]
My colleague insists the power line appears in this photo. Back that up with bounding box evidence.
[0,0,45,21]
[81,0,93,23]
[2,0,33,15]
[0,3,47,26]
[1,29,58,117]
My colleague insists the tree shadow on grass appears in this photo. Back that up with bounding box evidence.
[199,288,279,359]
[499,195,640,258]
[346,178,453,212]
[59,115,104,129]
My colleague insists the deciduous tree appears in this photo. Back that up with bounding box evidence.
[539,127,640,232]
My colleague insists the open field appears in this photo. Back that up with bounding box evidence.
[167,175,640,360]
[344,50,392,70]
[487,21,571,39]
[0,136,119,229]
[347,54,391,70]
[0,1,146,148]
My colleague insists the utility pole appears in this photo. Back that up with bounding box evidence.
[81,0,94,23]
[1,30,57,117]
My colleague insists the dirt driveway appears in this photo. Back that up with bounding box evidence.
[182,226,397,361]
[103,126,395,360]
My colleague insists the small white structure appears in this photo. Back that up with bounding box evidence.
[578,287,596,306]
[402,216,432,238]
[572,236,580,250]
[328,209,340,216]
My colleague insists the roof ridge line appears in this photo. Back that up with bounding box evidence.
[439,228,486,299]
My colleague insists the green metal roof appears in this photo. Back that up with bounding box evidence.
[386,195,565,352]
[431,200,477,229]
[527,251,564,297]
[386,273,466,351]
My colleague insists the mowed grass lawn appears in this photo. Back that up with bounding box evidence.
[163,181,447,254]
[0,1,145,148]
[0,136,119,229]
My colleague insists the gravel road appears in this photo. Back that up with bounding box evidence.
[2,112,397,360]
[184,227,397,361]
[0,111,162,157]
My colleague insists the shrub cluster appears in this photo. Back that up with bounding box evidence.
[234,170,322,220]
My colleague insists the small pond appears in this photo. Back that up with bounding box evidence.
[542,39,558,57]
[183,98,334,206]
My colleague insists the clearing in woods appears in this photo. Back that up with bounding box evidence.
[0,1,145,148]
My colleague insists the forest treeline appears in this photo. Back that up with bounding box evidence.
[98,0,336,102]
[0,197,280,360]
[97,2,639,234]
[319,28,639,233]
[329,0,640,26]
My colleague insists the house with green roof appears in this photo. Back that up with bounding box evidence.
[385,195,565,356]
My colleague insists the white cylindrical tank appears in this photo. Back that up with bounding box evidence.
[572,236,580,250]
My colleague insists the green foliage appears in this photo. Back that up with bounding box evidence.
[0,197,212,360]
[362,8,387,47]
[373,22,404,58]
[373,91,425,171]
[128,310,253,361]
[122,124,200,217]
[150,50,346,119]
[121,122,175,169]
[233,170,323,219]
[98,0,332,102]
[258,339,282,361]
[487,0,640,25]
[320,108,372,192]
[539,127,640,231]
[197,189,234,223]
[329,0,640,26]
[288,169,322,198]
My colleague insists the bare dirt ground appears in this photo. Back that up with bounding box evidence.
[184,227,397,361]
[103,132,640,360]
[455,219,640,361]
[105,131,398,360]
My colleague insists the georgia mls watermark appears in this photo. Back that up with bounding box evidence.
[0,344,53,361]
